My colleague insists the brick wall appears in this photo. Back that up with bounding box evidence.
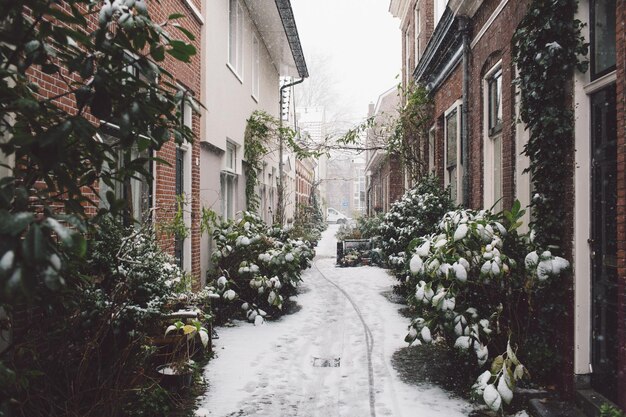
[26,0,204,285]
[616,0,626,409]
[467,0,530,211]
[432,66,462,188]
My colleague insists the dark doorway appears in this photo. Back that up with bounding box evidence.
[590,84,618,402]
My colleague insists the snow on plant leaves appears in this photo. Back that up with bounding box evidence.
[454,224,468,241]
[454,335,470,350]
[483,384,502,411]
[452,262,467,282]
[416,241,430,257]
[409,254,423,275]
[420,326,432,343]
[497,376,513,404]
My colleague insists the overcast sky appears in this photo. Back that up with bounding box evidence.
[291,0,401,125]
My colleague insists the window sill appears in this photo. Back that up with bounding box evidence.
[251,94,259,103]
[226,63,243,84]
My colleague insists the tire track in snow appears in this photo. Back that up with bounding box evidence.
[313,260,377,417]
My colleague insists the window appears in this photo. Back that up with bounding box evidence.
[228,0,244,77]
[98,132,152,224]
[484,64,503,212]
[590,0,616,79]
[226,141,236,171]
[487,68,503,135]
[173,98,193,271]
[221,172,237,220]
[414,3,421,62]
[252,35,260,99]
[404,29,411,88]
[428,126,436,173]
[444,102,463,203]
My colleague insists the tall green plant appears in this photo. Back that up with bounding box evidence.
[0,0,197,304]
[388,82,433,183]
[512,0,588,248]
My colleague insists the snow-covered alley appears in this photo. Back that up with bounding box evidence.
[196,225,473,417]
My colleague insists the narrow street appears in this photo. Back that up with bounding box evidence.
[197,225,473,417]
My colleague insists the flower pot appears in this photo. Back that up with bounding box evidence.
[156,363,194,392]
[361,257,371,266]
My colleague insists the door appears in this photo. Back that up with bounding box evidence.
[590,85,618,402]
[175,147,184,269]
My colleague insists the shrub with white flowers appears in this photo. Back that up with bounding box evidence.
[209,212,315,324]
[402,202,569,412]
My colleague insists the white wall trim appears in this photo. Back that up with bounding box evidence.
[583,70,617,95]
[470,0,510,49]
[183,0,204,25]
[573,0,592,375]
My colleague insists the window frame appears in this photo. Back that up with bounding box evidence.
[228,0,244,80]
[414,2,421,63]
[487,67,503,136]
[444,100,463,204]
[252,34,260,100]
[225,141,236,172]
[590,0,617,80]
[483,62,504,212]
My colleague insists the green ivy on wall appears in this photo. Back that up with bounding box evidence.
[243,111,274,212]
[512,0,588,249]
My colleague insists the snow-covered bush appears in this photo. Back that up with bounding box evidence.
[209,212,314,324]
[402,202,569,412]
[378,175,454,266]
[83,217,182,338]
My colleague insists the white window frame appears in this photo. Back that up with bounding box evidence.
[225,141,236,172]
[483,62,503,212]
[177,142,193,273]
[404,29,411,88]
[228,0,244,81]
[414,2,421,63]
[444,100,463,204]
[252,35,260,100]
[434,0,446,29]
[221,171,237,220]
[428,126,436,173]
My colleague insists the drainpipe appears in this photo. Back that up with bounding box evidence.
[459,16,471,208]
[277,77,305,226]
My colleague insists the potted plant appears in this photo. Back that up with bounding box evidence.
[156,320,209,392]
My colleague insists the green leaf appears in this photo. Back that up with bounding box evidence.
[172,23,196,41]
[150,44,165,62]
[0,211,34,236]
[491,355,504,374]
[168,13,186,20]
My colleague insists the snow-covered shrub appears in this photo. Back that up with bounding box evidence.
[378,175,454,266]
[403,202,569,412]
[83,217,182,338]
[209,212,314,324]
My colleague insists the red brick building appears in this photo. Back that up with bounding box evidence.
[296,157,317,208]
[20,0,204,282]
[365,87,405,215]
[391,0,625,410]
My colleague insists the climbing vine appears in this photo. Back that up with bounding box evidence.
[388,82,433,183]
[512,0,588,249]
[512,0,588,388]
[243,111,275,212]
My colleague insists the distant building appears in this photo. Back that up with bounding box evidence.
[365,87,404,216]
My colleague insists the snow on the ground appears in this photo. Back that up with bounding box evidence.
[196,225,474,417]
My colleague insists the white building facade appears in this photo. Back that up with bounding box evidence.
[200,0,307,281]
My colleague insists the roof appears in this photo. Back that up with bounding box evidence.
[244,0,308,79]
